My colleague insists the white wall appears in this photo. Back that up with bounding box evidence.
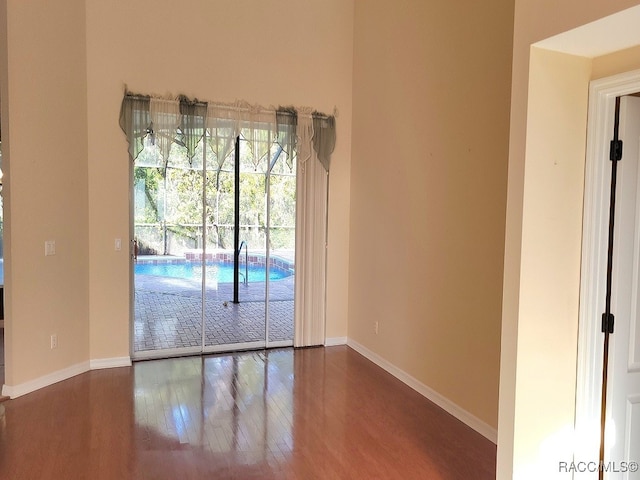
[84,0,354,360]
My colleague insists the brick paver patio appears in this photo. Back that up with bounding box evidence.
[134,272,294,353]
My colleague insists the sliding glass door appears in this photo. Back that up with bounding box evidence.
[132,130,295,359]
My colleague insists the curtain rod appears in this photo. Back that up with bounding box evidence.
[123,93,333,120]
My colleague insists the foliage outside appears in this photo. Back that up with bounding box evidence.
[134,134,296,257]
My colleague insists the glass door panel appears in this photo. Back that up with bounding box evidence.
[267,151,296,345]
[203,144,258,351]
[205,136,270,350]
[133,141,204,357]
[133,128,296,358]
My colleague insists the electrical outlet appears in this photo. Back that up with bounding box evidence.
[45,240,56,256]
[115,238,122,251]
[50,334,58,349]
[374,321,379,335]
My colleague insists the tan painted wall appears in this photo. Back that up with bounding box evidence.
[85,0,354,359]
[592,44,640,80]
[0,0,90,385]
[499,1,640,478]
[349,0,514,428]
[1,0,352,386]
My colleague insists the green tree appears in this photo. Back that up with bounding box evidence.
[134,136,297,254]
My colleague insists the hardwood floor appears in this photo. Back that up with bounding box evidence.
[0,346,495,479]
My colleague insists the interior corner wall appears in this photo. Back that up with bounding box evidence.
[515,47,591,477]
[1,0,89,386]
[349,0,514,429]
[85,0,354,360]
[499,1,640,479]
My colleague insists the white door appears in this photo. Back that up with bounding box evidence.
[607,95,640,478]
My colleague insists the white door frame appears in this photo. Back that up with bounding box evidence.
[575,69,640,476]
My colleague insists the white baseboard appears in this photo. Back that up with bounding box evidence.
[133,346,203,361]
[347,339,498,444]
[90,356,132,370]
[2,356,133,398]
[2,360,90,399]
[325,336,347,346]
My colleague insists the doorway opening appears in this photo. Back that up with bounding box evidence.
[132,128,296,359]
[577,70,640,472]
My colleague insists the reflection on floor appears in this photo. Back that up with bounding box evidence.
[134,274,294,352]
[0,346,496,479]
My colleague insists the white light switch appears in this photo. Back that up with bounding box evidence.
[45,240,56,256]
[115,238,122,251]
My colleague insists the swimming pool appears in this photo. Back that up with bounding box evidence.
[134,261,291,283]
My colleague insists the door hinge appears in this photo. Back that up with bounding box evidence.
[610,139,623,161]
[601,312,615,334]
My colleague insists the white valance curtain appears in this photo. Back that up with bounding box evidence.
[119,93,336,347]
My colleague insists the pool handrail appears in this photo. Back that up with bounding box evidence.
[238,241,248,286]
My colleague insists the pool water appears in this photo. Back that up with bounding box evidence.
[134,261,291,283]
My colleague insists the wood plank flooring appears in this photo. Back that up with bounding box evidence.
[0,346,495,479]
